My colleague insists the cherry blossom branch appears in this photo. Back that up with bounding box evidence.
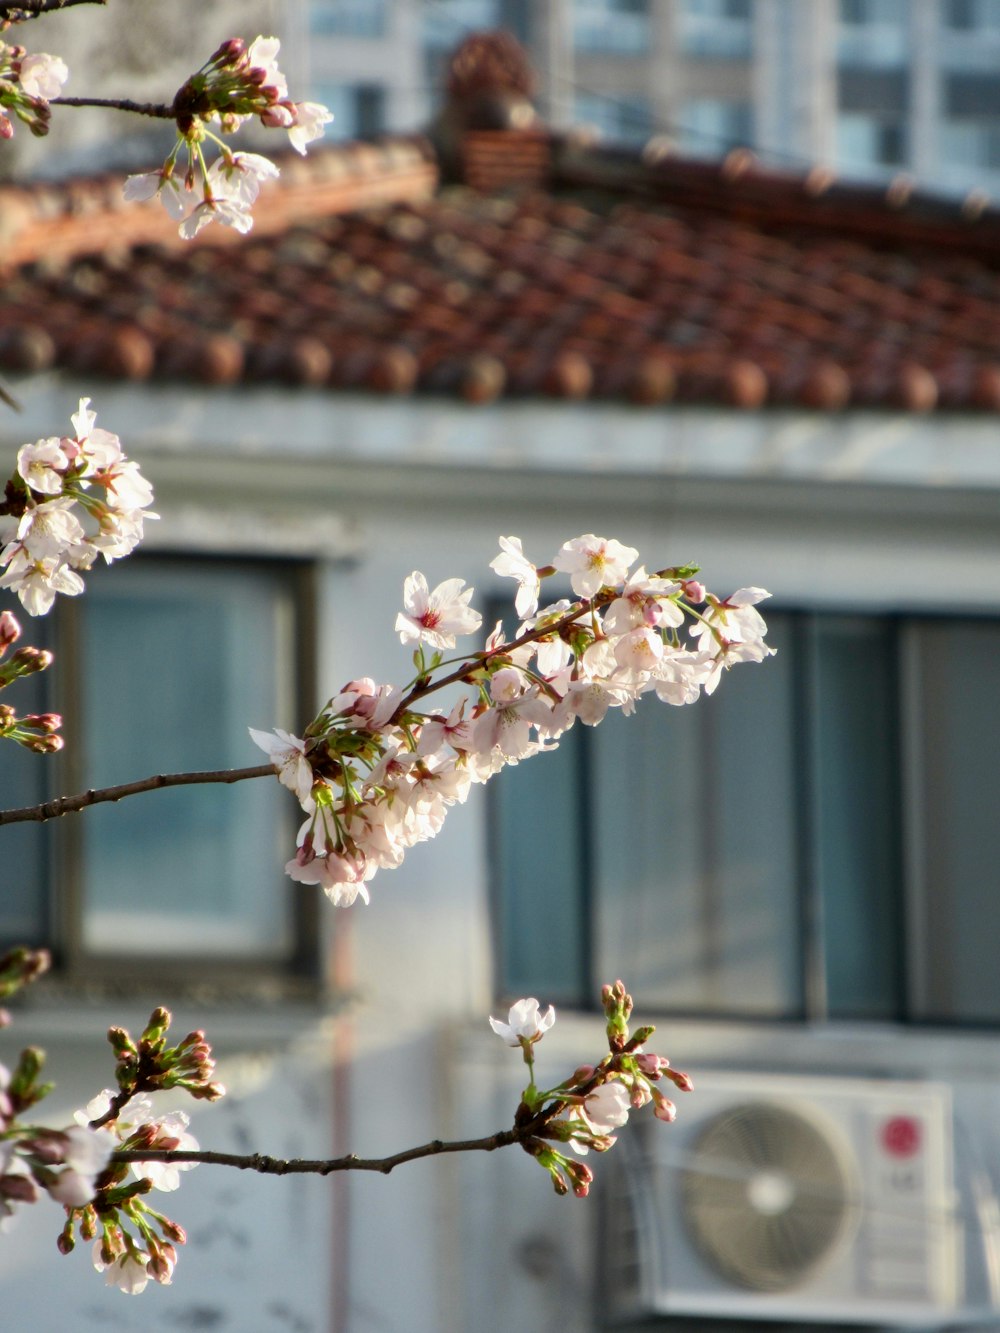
[0,0,105,17]
[0,764,272,826]
[50,95,174,118]
[112,1129,529,1178]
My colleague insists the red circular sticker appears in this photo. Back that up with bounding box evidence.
[881,1115,921,1158]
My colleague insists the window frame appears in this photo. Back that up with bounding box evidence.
[1,551,324,998]
[491,602,1000,1031]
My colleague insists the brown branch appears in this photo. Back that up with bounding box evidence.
[0,764,273,825]
[1,0,105,17]
[113,1128,530,1178]
[50,96,175,119]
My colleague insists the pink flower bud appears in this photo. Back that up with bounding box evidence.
[683,579,706,603]
[665,1067,694,1093]
[652,1088,676,1122]
[0,611,21,652]
[570,1064,595,1085]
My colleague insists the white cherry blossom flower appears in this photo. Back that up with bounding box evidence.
[94,1245,151,1296]
[566,1081,632,1155]
[553,534,638,599]
[45,1125,116,1206]
[0,549,84,616]
[395,572,482,649]
[179,192,253,240]
[16,438,68,495]
[123,168,194,222]
[249,728,314,807]
[489,997,556,1046]
[12,497,85,561]
[490,536,540,618]
[287,101,333,154]
[18,52,68,100]
[246,35,288,99]
[208,151,280,207]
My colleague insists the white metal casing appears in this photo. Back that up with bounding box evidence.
[607,1072,961,1327]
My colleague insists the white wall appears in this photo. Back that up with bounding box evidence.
[5,381,1000,1330]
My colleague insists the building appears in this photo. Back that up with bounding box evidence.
[1,33,1000,1331]
[300,0,1000,199]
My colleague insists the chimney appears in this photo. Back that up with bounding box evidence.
[431,31,552,192]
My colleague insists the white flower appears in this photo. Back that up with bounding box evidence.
[0,549,84,616]
[287,101,333,154]
[208,151,280,207]
[489,997,556,1046]
[94,1244,151,1296]
[18,52,68,100]
[179,193,254,240]
[246,35,288,99]
[123,168,194,222]
[395,572,482,650]
[249,728,314,807]
[553,535,638,599]
[12,497,85,560]
[490,535,541,618]
[16,438,68,495]
[285,849,371,906]
[45,1125,116,1206]
[566,1081,632,1155]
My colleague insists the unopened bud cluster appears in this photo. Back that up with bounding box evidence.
[253,534,773,907]
[0,611,61,750]
[492,981,692,1197]
[123,36,332,239]
[107,1008,225,1104]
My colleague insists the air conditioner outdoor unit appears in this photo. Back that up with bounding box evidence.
[606,1072,962,1327]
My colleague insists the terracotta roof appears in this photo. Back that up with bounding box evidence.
[1,126,999,412]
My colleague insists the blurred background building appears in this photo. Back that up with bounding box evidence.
[296,0,1000,200]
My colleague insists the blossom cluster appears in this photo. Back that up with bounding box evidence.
[124,36,331,239]
[0,40,68,139]
[252,534,773,907]
[0,970,222,1295]
[491,981,692,1197]
[0,398,155,617]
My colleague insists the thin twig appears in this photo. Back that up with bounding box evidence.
[1,0,105,16]
[50,96,175,119]
[0,765,273,826]
[113,1128,529,1178]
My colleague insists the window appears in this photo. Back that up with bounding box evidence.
[0,556,318,985]
[422,0,500,52]
[678,0,754,60]
[836,112,908,170]
[837,0,908,66]
[310,0,388,39]
[494,610,1000,1027]
[678,99,753,155]
[574,92,654,144]
[574,0,651,56]
[311,84,386,139]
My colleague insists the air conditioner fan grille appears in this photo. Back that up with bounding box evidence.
[680,1101,856,1293]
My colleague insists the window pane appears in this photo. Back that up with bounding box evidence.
[905,621,1000,1023]
[77,561,296,959]
[493,724,590,1003]
[813,618,902,1020]
[593,616,800,1017]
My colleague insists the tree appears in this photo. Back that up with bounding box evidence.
[0,3,774,1299]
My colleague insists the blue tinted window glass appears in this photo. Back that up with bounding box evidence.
[78,561,296,959]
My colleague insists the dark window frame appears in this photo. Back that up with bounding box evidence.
[491,603,1000,1030]
[0,551,324,998]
